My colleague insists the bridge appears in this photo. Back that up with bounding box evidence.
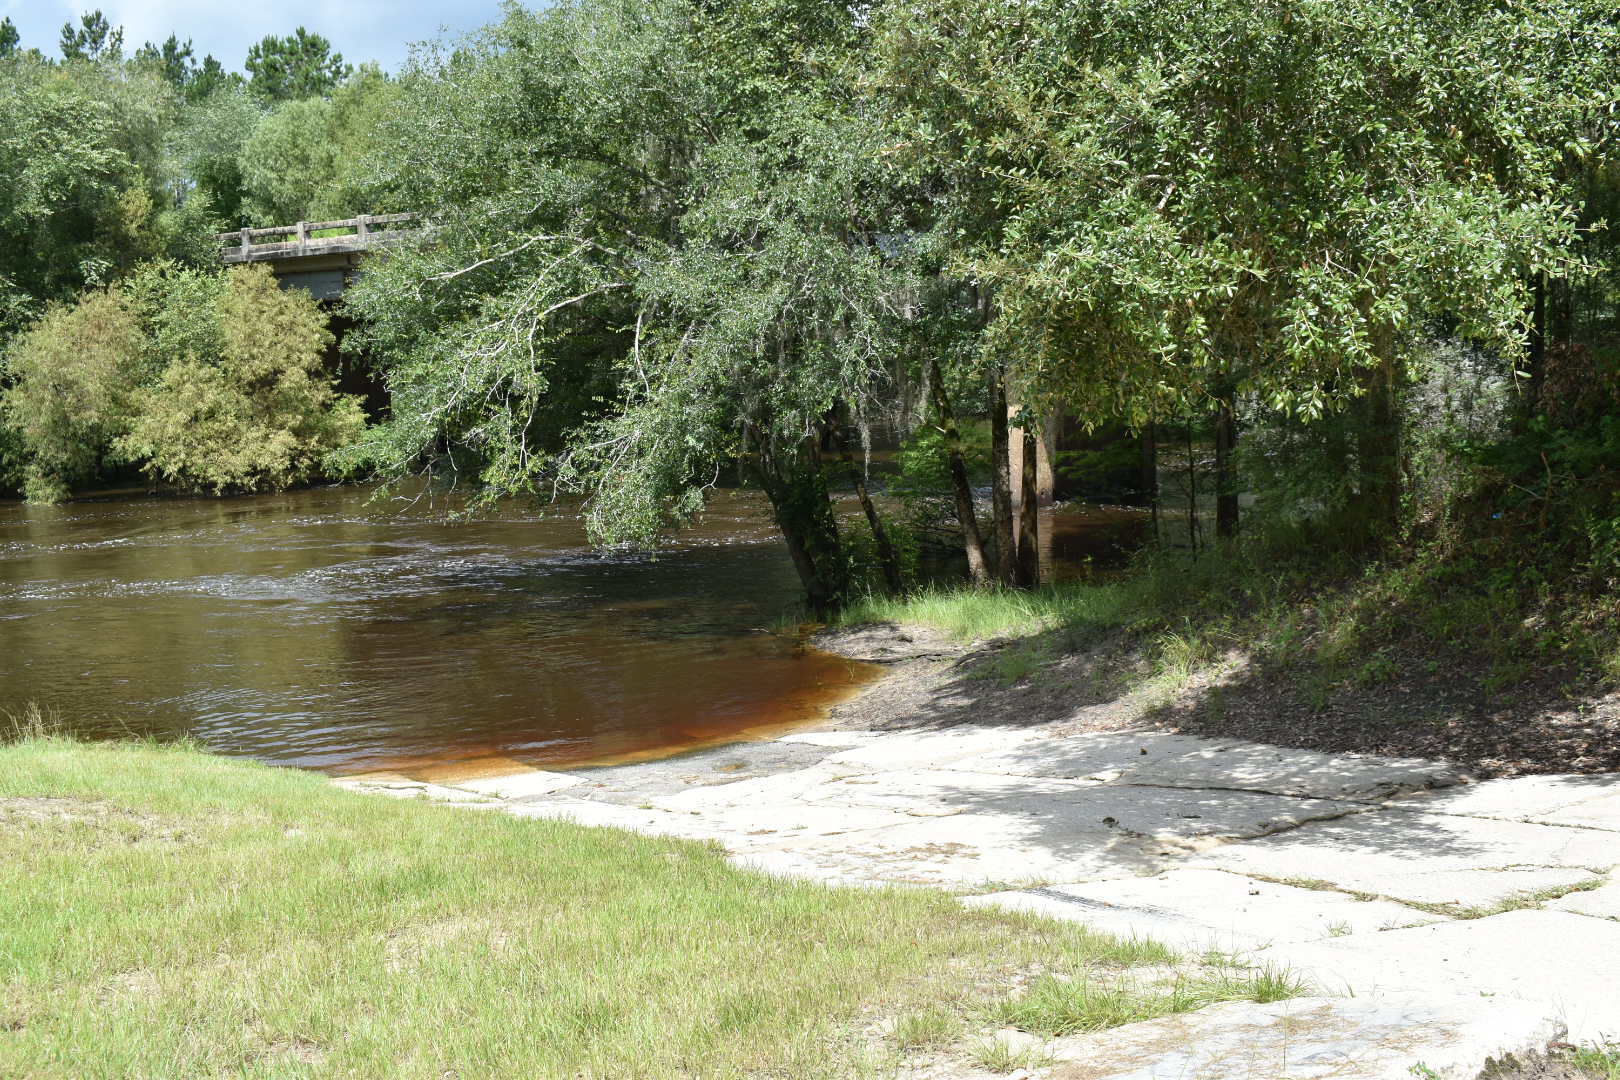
[216,214,417,300]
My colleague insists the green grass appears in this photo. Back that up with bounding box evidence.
[0,735,1233,1079]
[988,964,1309,1038]
[1570,1043,1620,1079]
[837,581,1136,642]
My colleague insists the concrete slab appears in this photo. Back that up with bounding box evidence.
[449,770,582,800]
[775,730,886,748]
[1548,878,1620,920]
[1268,910,1620,1043]
[948,731,1245,781]
[331,778,499,805]
[735,813,1170,886]
[672,802,918,846]
[963,869,1444,952]
[798,771,1364,843]
[1040,993,1564,1080]
[503,798,732,842]
[1193,810,1618,907]
[1395,773,1620,828]
[1117,743,1464,801]
[1543,789,1620,832]
[823,726,1045,771]
[795,768,1098,816]
[650,764,854,812]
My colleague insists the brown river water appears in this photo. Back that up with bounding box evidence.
[0,484,883,777]
[0,484,1145,778]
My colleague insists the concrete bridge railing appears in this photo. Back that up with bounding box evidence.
[218,213,418,264]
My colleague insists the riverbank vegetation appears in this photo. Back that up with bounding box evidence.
[0,726,1297,1078]
[325,0,1620,645]
[3,263,363,500]
[0,13,396,499]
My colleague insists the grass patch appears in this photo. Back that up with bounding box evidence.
[988,964,1309,1037]
[0,736,1197,1079]
[1570,1044,1620,1079]
[888,1006,961,1050]
[836,581,1136,642]
[968,1033,1055,1073]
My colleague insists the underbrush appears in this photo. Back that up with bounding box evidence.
[835,505,1620,711]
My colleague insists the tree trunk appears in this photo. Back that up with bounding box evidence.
[1527,270,1547,415]
[1141,422,1159,541]
[1354,353,1402,540]
[928,356,990,586]
[1185,417,1200,553]
[1213,388,1239,539]
[749,427,848,616]
[1016,424,1040,587]
[837,429,902,594]
[988,364,1016,585]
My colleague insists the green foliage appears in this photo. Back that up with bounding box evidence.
[58,10,123,64]
[245,27,350,103]
[0,49,217,335]
[133,34,195,89]
[1,263,362,500]
[237,66,400,225]
[237,96,339,225]
[168,86,260,224]
[338,0,898,607]
[1,287,145,500]
[243,25,351,102]
[118,264,364,494]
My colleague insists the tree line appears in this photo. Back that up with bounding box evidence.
[335,0,1620,611]
[0,11,398,500]
[4,0,1619,617]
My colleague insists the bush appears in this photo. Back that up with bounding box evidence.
[1,288,146,501]
[1,263,365,501]
[117,264,365,493]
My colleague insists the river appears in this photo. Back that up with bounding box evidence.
[0,484,1146,779]
[0,484,880,777]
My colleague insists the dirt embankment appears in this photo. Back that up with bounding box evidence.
[810,622,1620,778]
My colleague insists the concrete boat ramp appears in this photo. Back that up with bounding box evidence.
[338,725,1620,1078]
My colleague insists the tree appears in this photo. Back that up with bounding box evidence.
[339,0,900,610]
[0,18,19,59]
[245,28,350,102]
[170,86,262,225]
[237,65,402,225]
[135,35,196,89]
[872,0,1598,543]
[237,96,338,224]
[119,264,365,494]
[2,287,145,501]
[59,10,123,63]
[186,55,243,103]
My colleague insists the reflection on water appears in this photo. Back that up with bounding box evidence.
[0,485,877,775]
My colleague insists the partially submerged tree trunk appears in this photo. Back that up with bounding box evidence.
[1016,423,1040,587]
[1527,270,1547,415]
[988,364,1016,586]
[1140,422,1160,541]
[748,426,848,616]
[928,356,990,586]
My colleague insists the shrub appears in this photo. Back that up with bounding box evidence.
[117,264,365,493]
[1,288,145,501]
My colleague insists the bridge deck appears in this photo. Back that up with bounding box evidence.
[219,214,417,265]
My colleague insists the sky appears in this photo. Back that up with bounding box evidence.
[0,0,509,71]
